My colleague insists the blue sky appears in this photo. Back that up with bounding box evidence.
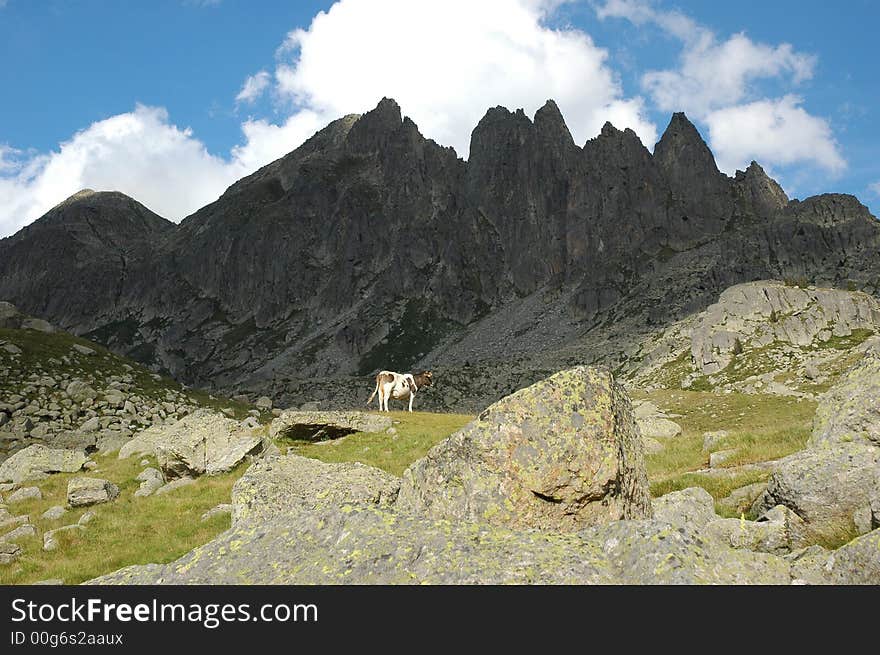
[0,0,877,236]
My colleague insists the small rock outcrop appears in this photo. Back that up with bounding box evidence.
[810,339,880,447]
[269,411,392,441]
[397,367,652,531]
[67,477,119,507]
[120,410,264,478]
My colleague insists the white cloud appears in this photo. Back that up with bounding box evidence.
[596,0,843,179]
[869,181,880,197]
[705,96,846,176]
[235,71,270,105]
[2,0,658,237]
[0,105,251,237]
[271,0,656,156]
[597,0,815,115]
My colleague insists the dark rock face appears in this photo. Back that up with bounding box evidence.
[1,100,879,409]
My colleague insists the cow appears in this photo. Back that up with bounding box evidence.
[366,370,434,412]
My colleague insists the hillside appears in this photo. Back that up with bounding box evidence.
[0,99,878,410]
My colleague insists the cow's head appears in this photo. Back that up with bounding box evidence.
[418,370,434,387]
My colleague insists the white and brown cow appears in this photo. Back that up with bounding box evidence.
[367,370,434,412]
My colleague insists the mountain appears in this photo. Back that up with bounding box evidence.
[1,98,879,410]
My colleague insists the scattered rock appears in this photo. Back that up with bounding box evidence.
[651,487,717,531]
[2,523,37,541]
[33,578,64,585]
[0,514,30,530]
[709,449,738,468]
[78,511,96,525]
[71,344,96,356]
[269,410,392,441]
[810,342,880,448]
[201,504,232,522]
[705,505,808,554]
[43,524,86,551]
[718,482,767,515]
[133,468,164,498]
[8,486,42,503]
[153,477,196,496]
[0,444,87,483]
[702,430,729,452]
[231,454,400,526]
[255,396,273,410]
[67,477,119,507]
[789,527,880,584]
[638,417,682,439]
[397,367,652,531]
[643,437,664,454]
[41,505,68,521]
[0,541,22,565]
[752,442,879,540]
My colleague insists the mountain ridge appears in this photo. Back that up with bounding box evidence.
[1,98,878,410]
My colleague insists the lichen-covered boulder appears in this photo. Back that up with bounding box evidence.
[810,341,880,448]
[705,505,809,555]
[0,444,87,483]
[789,527,880,585]
[397,366,652,531]
[85,507,791,585]
[751,442,880,540]
[231,454,400,526]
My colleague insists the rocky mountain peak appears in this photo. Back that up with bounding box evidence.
[653,112,721,178]
[533,100,574,148]
[733,160,789,216]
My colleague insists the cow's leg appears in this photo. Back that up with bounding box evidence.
[381,386,389,412]
[408,392,414,412]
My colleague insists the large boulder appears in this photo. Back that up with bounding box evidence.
[0,445,87,483]
[704,505,809,555]
[810,341,880,448]
[67,477,119,507]
[121,410,263,479]
[85,507,790,585]
[231,454,400,526]
[397,366,652,531]
[751,442,880,540]
[269,410,392,441]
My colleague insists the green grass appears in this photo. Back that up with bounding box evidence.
[635,389,815,515]
[286,411,474,477]
[0,451,246,585]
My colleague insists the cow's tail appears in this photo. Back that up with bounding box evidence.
[366,380,379,406]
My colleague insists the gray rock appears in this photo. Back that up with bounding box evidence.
[7,486,42,503]
[123,410,263,478]
[651,487,717,530]
[705,505,808,554]
[810,343,880,448]
[85,510,791,585]
[255,396,273,410]
[79,416,101,433]
[133,468,164,498]
[397,367,652,531]
[153,477,196,496]
[2,523,37,542]
[269,410,392,441]
[67,477,119,507]
[78,511,96,525]
[718,482,767,515]
[0,514,30,530]
[709,449,738,468]
[200,504,232,522]
[0,444,87,483]
[65,380,97,403]
[702,430,730,452]
[71,343,96,356]
[752,442,880,540]
[43,524,86,551]
[643,437,664,454]
[789,527,880,584]
[33,579,65,585]
[231,454,399,526]
[638,417,682,439]
[0,541,22,565]
[41,505,68,521]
